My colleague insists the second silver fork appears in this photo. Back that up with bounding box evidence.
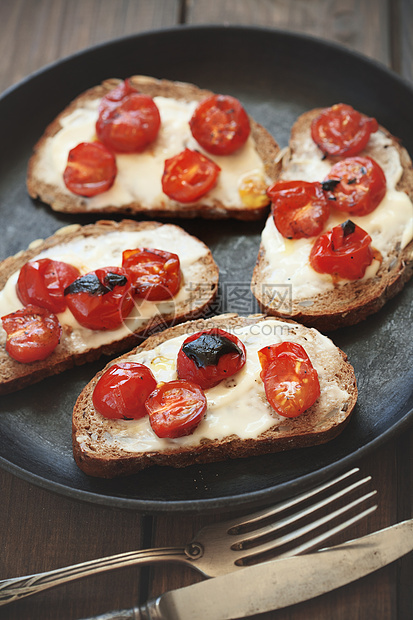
[0,467,376,606]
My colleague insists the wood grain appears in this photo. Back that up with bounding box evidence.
[0,0,181,92]
[186,0,391,63]
[0,471,149,620]
[399,0,413,79]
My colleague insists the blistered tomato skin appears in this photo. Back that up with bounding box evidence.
[122,248,181,300]
[189,94,251,155]
[97,79,139,117]
[161,148,220,203]
[92,362,157,420]
[16,258,80,314]
[311,103,378,158]
[258,341,312,375]
[268,180,330,239]
[322,156,386,216]
[177,328,247,390]
[96,89,161,153]
[145,379,207,438]
[63,142,117,197]
[258,342,320,418]
[2,305,61,363]
[310,220,374,280]
[64,266,134,330]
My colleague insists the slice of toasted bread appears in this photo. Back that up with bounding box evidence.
[0,219,218,395]
[27,75,281,220]
[251,108,413,331]
[72,313,357,478]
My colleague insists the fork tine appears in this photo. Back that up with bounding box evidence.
[227,467,364,534]
[232,492,377,566]
[278,504,377,557]
[224,466,378,568]
[235,504,377,567]
[230,480,376,548]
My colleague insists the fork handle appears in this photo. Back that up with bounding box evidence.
[0,547,187,606]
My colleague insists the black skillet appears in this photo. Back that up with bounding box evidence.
[0,25,412,513]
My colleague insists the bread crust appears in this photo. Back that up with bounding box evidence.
[72,313,358,478]
[0,220,219,394]
[251,108,413,331]
[27,76,281,220]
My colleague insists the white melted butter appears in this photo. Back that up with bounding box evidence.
[36,96,268,209]
[92,320,351,453]
[0,227,209,351]
[260,130,413,301]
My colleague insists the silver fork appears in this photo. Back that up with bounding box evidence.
[0,467,376,606]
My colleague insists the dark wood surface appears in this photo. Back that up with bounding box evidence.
[0,1,412,618]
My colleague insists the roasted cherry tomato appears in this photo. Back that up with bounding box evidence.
[238,171,269,208]
[145,379,207,438]
[311,103,378,158]
[177,329,246,390]
[16,258,80,314]
[268,180,330,239]
[97,79,139,117]
[161,148,220,203]
[63,142,117,197]
[122,248,181,300]
[322,156,386,216]
[258,341,320,418]
[96,86,161,153]
[189,94,251,155]
[310,220,374,280]
[92,361,157,420]
[64,266,134,330]
[2,305,61,363]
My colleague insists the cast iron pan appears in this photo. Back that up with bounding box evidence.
[1,26,412,513]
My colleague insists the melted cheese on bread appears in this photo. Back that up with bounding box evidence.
[260,130,413,301]
[75,320,351,453]
[32,96,268,210]
[0,225,211,353]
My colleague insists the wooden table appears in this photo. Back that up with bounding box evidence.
[1,1,412,618]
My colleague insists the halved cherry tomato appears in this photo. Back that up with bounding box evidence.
[96,88,161,153]
[2,305,61,363]
[309,220,374,280]
[92,361,157,420]
[122,248,181,300]
[63,141,117,197]
[322,156,386,216]
[189,94,251,155]
[258,342,320,418]
[177,329,246,390]
[258,341,312,375]
[311,103,378,158]
[162,148,220,203]
[145,379,207,438]
[16,258,80,314]
[64,266,134,330]
[267,180,330,239]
